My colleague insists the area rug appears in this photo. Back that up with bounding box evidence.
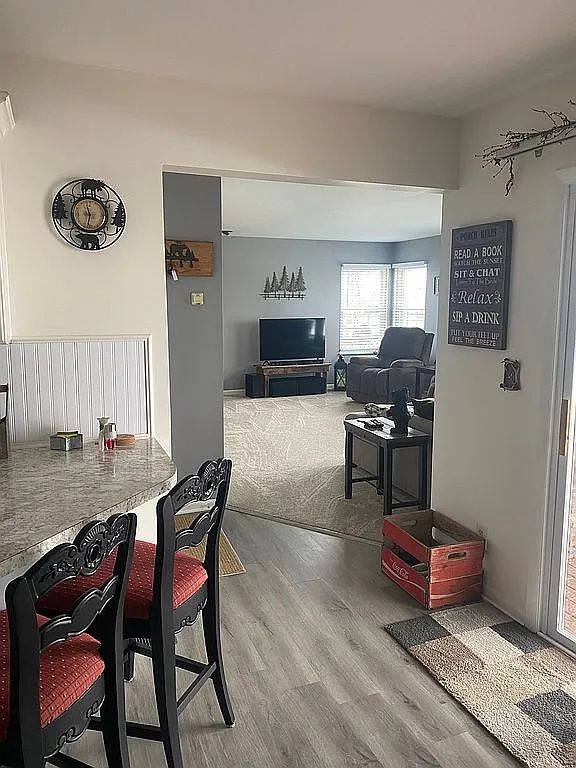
[175,515,245,577]
[224,392,384,542]
[386,602,576,768]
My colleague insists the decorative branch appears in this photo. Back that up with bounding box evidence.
[477,100,576,195]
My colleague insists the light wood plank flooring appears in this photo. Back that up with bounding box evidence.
[68,511,519,768]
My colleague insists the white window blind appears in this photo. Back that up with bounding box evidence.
[339,264,391,354]
[392,262,427,328]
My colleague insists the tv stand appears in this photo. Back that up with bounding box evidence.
[254,362,331,398]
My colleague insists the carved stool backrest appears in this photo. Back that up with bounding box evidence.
[153,459,232,609]
[3,513,136,753]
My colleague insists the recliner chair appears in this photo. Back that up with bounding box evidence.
[346,327,434,403]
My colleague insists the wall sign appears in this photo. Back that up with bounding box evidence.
[164,240,214,277]
[448,220,513,350]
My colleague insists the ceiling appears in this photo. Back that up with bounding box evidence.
[1,1,576,116]
[221,178,442,242]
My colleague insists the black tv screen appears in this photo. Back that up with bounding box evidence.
[259,318,326,362]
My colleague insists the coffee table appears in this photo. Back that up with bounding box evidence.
[344,416,431,515]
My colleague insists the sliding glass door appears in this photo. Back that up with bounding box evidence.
[546,185,576,652]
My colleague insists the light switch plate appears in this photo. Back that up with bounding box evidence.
[190,292,204,306]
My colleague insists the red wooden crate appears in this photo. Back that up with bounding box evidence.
[381,509,485,609]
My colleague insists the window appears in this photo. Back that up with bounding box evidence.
[340,264,391,354]
[392,262,427,328]
[339,261,427,354]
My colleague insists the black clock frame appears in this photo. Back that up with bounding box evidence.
[52,178,126,250]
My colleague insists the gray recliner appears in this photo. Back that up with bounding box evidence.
[346,327,434,403]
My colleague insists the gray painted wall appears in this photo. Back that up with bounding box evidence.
[393,235,441,334]
[163,173,223,474]
[222,237,393,390]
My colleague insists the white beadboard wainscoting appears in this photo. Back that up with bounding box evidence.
[0,339,149,443]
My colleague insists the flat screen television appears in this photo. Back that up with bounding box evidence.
[259,318,326,362]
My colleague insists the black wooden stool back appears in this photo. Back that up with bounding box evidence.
[3,513,136,764]
[120,460,234,768]
[153,458,232,608]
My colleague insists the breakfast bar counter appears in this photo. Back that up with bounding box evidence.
[0,438,177,577]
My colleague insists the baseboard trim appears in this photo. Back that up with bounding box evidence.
[481,593,576,658]
[224,385,339,398]
[481,593,530,629]
[226,505,381,546]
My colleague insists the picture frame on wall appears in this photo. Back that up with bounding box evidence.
[448,220,513,350]
[165,239,214,277]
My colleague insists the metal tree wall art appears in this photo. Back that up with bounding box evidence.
[478,101,576,195]
[261,266,306,299]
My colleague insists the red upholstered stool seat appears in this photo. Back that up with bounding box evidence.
[41,540,208,621]
[0,611,104,742]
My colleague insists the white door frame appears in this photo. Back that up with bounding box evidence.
[541,170,576,648]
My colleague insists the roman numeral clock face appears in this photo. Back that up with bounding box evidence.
[51,178,126,250]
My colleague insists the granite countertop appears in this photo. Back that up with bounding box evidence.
[0,438,177,576]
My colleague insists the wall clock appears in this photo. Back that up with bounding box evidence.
[51,178,126,250]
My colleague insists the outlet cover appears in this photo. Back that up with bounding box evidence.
[190,292,204,306]
[477,526,488,549]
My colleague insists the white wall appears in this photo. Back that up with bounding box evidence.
[0,54,459,451]
[433,69,576,626]
[1,339,148,442]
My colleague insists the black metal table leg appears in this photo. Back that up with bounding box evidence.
[384,446,394,515]
[419,442,429,509]
[345,431,354,499]
[377,446,385,495]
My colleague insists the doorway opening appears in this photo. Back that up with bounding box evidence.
[162,169,442,544]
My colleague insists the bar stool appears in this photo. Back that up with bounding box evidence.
[42,458,235,768]
[0,512,136,768]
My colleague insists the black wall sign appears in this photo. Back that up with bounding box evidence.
[448,220,513,350]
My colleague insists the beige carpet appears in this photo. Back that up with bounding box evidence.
[387,604,576,768]
[175,516,246,577]
[224,391,383,542]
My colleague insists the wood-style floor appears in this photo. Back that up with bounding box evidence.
[68,511,519,768]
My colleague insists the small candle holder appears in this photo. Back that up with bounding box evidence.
[0,384,8,459]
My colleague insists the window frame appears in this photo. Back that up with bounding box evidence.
[339,260,427,355]
[339,263,392,355]
[391,260,428,330]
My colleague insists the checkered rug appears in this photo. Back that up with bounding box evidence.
[386,603,576,768]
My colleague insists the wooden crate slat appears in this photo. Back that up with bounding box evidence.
[381,508,485,610]
[381,548,427,607]
[383,519,429,564]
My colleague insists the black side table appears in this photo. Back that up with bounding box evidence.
[344,417,431,515]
